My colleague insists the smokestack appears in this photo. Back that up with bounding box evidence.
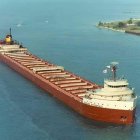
[10,28,11,36]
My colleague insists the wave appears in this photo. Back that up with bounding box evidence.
[45,20,49,23]
[16,23,22,27]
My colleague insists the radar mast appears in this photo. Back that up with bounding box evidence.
[110,62,119,81]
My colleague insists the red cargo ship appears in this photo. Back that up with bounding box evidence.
[0,31,137,124]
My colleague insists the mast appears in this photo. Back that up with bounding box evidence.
[110,62,119,81]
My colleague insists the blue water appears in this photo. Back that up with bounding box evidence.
[0,0,140,139]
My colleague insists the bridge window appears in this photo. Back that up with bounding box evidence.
[108,85,127,88]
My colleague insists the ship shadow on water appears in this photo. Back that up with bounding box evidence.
[51,92,139,138]
[54,98,138,140]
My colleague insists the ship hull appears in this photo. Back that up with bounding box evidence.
[0,54,135,125]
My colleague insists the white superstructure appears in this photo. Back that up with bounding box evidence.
[83,62,137,110]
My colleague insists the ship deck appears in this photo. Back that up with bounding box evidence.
[3,52,100,101]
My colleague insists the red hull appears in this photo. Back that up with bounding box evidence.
[0,53,135,125]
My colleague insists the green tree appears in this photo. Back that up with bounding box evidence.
[98,21,103,26]
[128,18,133,24]
[118,22,126,28]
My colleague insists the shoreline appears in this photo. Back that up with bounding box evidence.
[96,18,140,36]
[96,25,125,33]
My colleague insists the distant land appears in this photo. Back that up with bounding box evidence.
[97,18,140,36]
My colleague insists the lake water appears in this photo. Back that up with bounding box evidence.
[0,0,140,140]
